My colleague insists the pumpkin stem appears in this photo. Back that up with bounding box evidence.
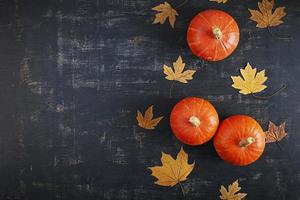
[189,116,200,127]
[239,137,255,147]
[212,27,222,40]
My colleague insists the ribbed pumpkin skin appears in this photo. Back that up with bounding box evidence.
[187,9,240,61]
[213,115,265,166]
[170,97,219,145]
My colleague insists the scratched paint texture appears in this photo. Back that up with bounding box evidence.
[0,0,300,199]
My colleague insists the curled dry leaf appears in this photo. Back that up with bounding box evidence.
[231,62,267,95]
[163,56,196,83]
[248,0,286,28]
[210,0,228,3]
[136,105,163,130]
[265,121,287,143]
[152,2,178,28]
[219,180,247,200]
[149,147,195,187]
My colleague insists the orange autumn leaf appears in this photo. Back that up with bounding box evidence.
[265,121,287,143]
[248,0,286,28]
[219,180,247,200]
[152,2,178,28]
[163,56,196,83]
[149,147,195,187]
[136,105,163,130]
[231,63,267,95]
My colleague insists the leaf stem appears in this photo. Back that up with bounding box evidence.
[169,82,175,98]
[176,0,188,8]
[251,84,286,100]
[276,140,283,151]
[267,27,291,40]
[179,182,186,198]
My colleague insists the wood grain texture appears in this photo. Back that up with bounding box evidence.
[0,0,300,199]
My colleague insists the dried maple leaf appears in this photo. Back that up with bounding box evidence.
[210,0,228,3]
[231,62,267,95]
[219,180,247,200]
[265,121,287,143]
[163,56,196,83]
[152,2,178,28]
[248,0,286,28]
[136,105,163,130]
[149,147,195,187]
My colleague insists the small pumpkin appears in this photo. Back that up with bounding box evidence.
[187,9,240,61]
[213,115,265,166]
[170,97,219,145]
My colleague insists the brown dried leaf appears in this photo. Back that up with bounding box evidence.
[219,180,247,200]
[265,121,287,143]
[136,105,163,130]
[149,147,195,187]
[152,2,178,28]
[248,0,286,28]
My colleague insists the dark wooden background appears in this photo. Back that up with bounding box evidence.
[0,0,300,199]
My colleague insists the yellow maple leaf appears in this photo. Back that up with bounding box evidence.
[152,2,178,28]
[219,180,247,200]
[136,105,163,130]
[163,56,196,83]
[231,63,267,95]
[149,147,195,187]
[210,0,228,3]
[248,0,286,28]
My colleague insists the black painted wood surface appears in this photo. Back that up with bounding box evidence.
[0,0,300,199]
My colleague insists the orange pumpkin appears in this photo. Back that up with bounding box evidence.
[187,9,240,61]
[170,97,219,145]
[213,115,265,166]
